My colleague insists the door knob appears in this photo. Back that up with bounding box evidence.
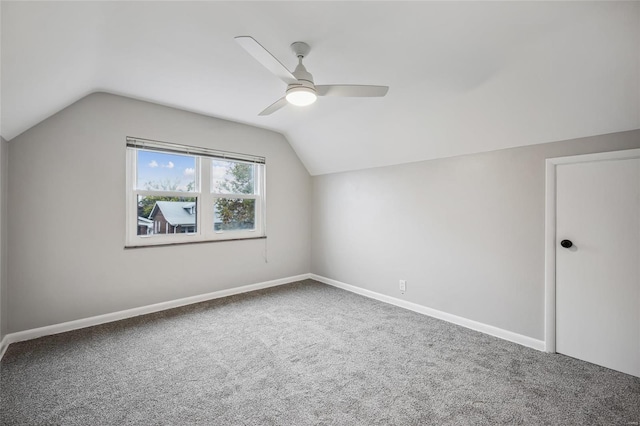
[560,239,573,248]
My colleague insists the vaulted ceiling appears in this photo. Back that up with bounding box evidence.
[2,1,639,175]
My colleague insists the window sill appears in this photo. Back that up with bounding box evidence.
[124,235,267,249]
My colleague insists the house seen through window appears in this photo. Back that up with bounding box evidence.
[126,138,265,247]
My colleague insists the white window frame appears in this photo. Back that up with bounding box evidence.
[125,137,266,248]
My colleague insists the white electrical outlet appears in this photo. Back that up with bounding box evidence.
[399,280,406,292]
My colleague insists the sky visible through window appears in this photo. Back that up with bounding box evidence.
[212,160,254,194]
[137,150,195,191]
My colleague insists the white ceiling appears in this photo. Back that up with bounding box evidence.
[2,1,639,175]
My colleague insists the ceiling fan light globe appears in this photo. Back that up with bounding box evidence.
[286,87,317,107]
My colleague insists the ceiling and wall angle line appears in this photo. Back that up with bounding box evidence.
[1,1,639,175]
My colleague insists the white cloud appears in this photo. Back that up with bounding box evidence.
[148,160,159,168]
[184,167,195,176]
[162,161,175,169]
[211,165,231,192]
[211,165,227,179]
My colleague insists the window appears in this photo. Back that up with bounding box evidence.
[126,137,265,247]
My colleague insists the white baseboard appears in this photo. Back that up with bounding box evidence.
[0,273,546,362]
[0,335,8,360]
[310,274,546,352]
[0,273,311,360]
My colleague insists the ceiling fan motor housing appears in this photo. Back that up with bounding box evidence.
[290,41,315,87]
[288,58,317,104]
[286,56,317,106]
[291,66,315,87]
[292,60,314,84]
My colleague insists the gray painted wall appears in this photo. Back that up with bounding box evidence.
[311,130,640,340]
[7,93,311,333]
[5,91,639,344]
[0,136,7,340]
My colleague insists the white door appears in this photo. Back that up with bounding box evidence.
[555,156,640,377]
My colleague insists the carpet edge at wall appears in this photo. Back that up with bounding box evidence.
[310,274,546,352]
[0,273,547,363]
[0,273,312,361]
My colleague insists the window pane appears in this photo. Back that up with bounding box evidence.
[214,198,256,231]
[137,195,197,235]
[211,160,255,195]
[137,150,196,192]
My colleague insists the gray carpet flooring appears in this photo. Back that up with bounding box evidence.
[1,279,639,425]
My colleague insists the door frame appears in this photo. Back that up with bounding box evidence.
[544,148,640,353]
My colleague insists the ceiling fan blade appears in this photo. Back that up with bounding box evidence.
[259,97,288,116]
[316,85,389,97]
[235,36,298,85]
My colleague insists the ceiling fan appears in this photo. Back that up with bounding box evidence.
[235,36,389,116]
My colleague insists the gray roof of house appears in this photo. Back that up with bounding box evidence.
[150,201,196,226]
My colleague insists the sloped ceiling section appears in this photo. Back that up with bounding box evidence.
[2,1,639,175]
